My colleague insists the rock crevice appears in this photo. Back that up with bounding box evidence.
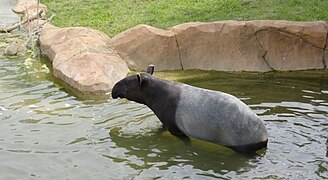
[173,34,184,70]
[253,31,273,71]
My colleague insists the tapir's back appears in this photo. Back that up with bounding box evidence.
[175,84,268,149]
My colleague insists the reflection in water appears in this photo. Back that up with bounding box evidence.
[107,128,264,179]
[0,32,328,179]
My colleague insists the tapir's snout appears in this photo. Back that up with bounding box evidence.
[111,81,123,99]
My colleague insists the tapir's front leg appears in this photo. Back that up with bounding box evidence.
[168,126,187,137]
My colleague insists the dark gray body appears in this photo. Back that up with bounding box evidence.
[112,69,268,151]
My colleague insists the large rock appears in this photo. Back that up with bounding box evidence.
[109,24,182,71]
[171,20,328,71]
[53,52,129,95]
[39,26,130,97]
[171,21,272,71]
[248,20,327,71]
[40,27,111,61]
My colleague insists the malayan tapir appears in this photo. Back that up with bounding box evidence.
[112,65,268,152]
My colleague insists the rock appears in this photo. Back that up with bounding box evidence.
[171,21,272,71]
[110,21,328,72]
[3,42,18,55]
[171,20,328,71]
[109,24,182,71]
[51,36,116,67]
[21,3,47,21]
[11,0,47,32]
[39,26,130,96]
[12,0,38,14]
[39,26,61,60]
[3,41,26,56]
[40,27,111,61]
[249,20,327,71]
[53,52,129,95]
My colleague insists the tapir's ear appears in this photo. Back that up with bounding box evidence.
[137,74,142,85]
[146,64,154,75]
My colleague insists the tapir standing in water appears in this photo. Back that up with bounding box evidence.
[112,65,268,152]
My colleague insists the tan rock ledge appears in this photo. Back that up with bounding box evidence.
[111,20,328,72]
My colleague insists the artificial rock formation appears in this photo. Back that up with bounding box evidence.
[112,20,328,72]
[39,26,129,96]
[109,24,182,71]
[171,21,271,72]
[248,20,327,71]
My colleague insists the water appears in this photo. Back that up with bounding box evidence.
[0,0,19,28]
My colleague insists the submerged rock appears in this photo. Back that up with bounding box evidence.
[3,41,26,56]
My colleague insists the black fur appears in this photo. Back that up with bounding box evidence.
[112,73,185,137]
[229,140,268,152]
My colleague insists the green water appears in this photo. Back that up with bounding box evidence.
[0,32,328,179]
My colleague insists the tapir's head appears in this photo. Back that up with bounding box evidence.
[112,65,155,104]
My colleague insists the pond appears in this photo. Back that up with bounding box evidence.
[0,29,327,179]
